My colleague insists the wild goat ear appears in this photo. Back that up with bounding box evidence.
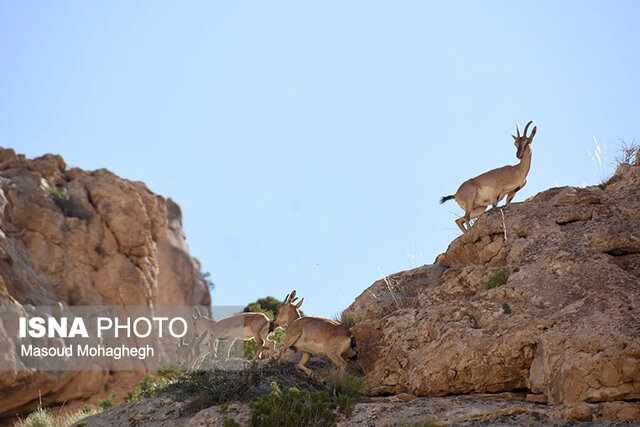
[512,134,517,141]
[295,298,304,309]
[529,126,537,140]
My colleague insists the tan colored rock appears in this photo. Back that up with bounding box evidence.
[0,148,211,416]
[346,165,640,408]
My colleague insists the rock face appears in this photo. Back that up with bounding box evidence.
[347,164,640,407]
[0,148,211,415]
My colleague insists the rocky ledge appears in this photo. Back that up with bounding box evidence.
[346,164,640,415]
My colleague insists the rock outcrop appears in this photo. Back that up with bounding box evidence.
[0,148,211,416]
[347,164,640,407]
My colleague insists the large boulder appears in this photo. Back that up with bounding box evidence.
[347,164,640,406]
[0,148,211,415]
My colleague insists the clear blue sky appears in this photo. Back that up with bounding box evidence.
[1,1,638,317]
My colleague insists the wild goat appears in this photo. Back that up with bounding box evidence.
[176,330,209,369]
[441,121,537,233]
[273,291,357,376]
[192,307,276,360]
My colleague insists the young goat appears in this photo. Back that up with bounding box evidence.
[192,307,276,360]
[273,291,357,376]
[441,121,537,233]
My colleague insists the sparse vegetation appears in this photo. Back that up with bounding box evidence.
[325,368,366,415]
[325,369,366,400]
[249,382,337,427]
[46,186,92,220]
[333,310,359,328]
[502,302,512,314]
[599,138,639,187]
[223,416,242,427]
[124,371,176,402]
[486,270,509,289]
[613,138,639,167]
[16,406,55,427]
[16,404,99,427]
[98,393,118,411]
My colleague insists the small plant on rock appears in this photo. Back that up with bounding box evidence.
[502,302,512,314]
[98,392,118,411]
[486,270,509,289]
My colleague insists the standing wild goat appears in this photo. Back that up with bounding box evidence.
[192,307,276,360]
[441,121,537,233]
[273,290,357,376]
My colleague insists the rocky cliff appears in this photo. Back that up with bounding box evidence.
[0,148,211,416]
[347,164,640,411]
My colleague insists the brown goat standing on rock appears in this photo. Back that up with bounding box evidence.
[273,291,357,376]
[441,120,537,233]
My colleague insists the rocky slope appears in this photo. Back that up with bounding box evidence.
[0,148,211,416]
[346,164,640,412]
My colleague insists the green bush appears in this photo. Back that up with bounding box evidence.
[502,302,512,314]
[486,270,509,289]
[223,417,242,427]
[124,373,171,402]
[335,393,358,416]
[98,392,118,411]
[249,382,336,427]
[325,369,365,400]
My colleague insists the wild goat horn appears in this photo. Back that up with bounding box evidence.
[516,123,521,138]
[523,120,533,137]
[284,293,290,304]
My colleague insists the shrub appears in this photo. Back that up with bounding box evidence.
[324,369,365,400]
[614,138,639,167]
[333,311,359,328]
[46,186,92,220]
[335,393,358,416]
[502,302,512,314]
[486,270,509,289]
[124,373,171,402]
[223,417,242,427]
[98,392,118,411]
[59,404,99,426]
[17,407,55,427]
[249,382,336,427]
[16,404,99,427]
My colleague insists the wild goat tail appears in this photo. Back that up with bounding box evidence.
[440,195,455,204]
[350,335,357,350]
